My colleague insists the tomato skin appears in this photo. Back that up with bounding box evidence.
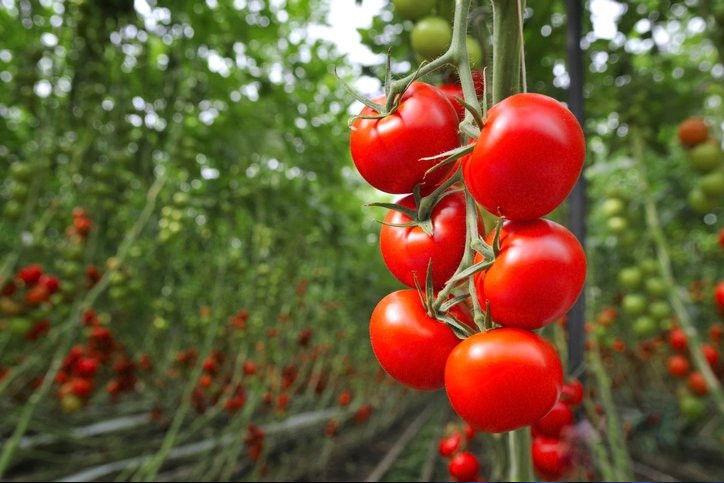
[350,82,459,194]
[715,281,724,314]
[688,371,709,396]
[532,436,572,482]
[463,93,584,220]
[370,290,466,390]
[444,328,563,433]
[380,189,476,290]
[678,118,709,147]
[439,83,465,119]
[438,433,462,458]
[666,354,690,378]
[532,401,573,438]
[560,379,584,406]
[700,343,720,368]
[668,328,688,352]
[474,219,586,330]
[392,0,435,20]
[448,451,480,482]
[411,17,452,59]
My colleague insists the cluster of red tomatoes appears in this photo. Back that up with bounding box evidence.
[677,118,724,214]
[666,326,722,419]
[350,78,586,435]
[1,264,60,339]
[437,423,482,482]
[531,379,585,481]
[55,309,146,411]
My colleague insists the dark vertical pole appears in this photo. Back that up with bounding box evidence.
[566,0,586,377]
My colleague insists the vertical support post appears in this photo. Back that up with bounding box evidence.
[565,0,586,378]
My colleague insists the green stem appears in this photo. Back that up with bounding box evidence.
[490,0,521,104]
[589,343,633,481]
[631,128,724,414]
[385,0,472,112]
[507,428,533,482]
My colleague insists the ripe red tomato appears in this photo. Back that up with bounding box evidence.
[74,358,99,378]
[668,328,688,352]
[532,436,572,482]
[338,392,352,407]
[719,227,724,250]
[463,93,585,220]
[700,343,720,368]
[439,71,485,120]
[350,82,459,194]
[25,284,50,305]
[445,328,563,433]
[18,264,43,285]
[380,189,476,290]
[474,219,585,330]
[38,275,60,295]
[438,432,462,458]
[687,371,709,396]
[448,451,480,482]
[370,290,468,390]
[666,354,690,378]
[715,281,724,314]
[677,118,709,147]
[533,401,573,438]
[70,378,94,398]
[709,324,723,345]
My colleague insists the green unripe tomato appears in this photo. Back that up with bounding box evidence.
[622,294,647,316]
[688,142,722,173]
[698,169,724,198]
[411,17,451,59]
[638,259,658,276]
[601,198,625,217]
[9,162,32,182]
[393,0,435,20]
[644,277,667,297]
[688,188,717,214]
[466,36,482,69]
[607,216,628,234]
[648,300,670,319]
[9,183,29,201]
[4,200,23,219]
[633,316,657,337]
[9,317,32,336]
[618,267,642,289]
[679,394,706,421]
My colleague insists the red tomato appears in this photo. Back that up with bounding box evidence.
[464,423,476,441]
[560,380,584,407]
[700,343,720,369]
[439,84,465,119]
[445,328,563,433]
[370,290,469,390]
[532,436,572,482]
[71,378,94,398]
[687,371,709,396]
[668,328,688,352]
[677,118,709,147]
[18,264,43,285]
[338,391,352,407]
[38,275,60,295]
[25,284,50,305]
[448,451,480,482]
[709,324,723,345]
[438,432,462,458]
[533,401,573,438]
[474,219,585,330]
[463,93,585,220]
[439,71,485,120]
[74,358,99,378]
[719,227,724,250]
[380,189,477,290]
[715,281,724,314]
[666,354,690,378]
[350,82,459,194]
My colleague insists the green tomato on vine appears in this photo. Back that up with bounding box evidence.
[393,0,436,20]
[411,16,451,59]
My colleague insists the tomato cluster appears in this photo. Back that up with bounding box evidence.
[437,423,482,482]
[531,379,584,481]
[677,118,724,214]
[350,76,586,436]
